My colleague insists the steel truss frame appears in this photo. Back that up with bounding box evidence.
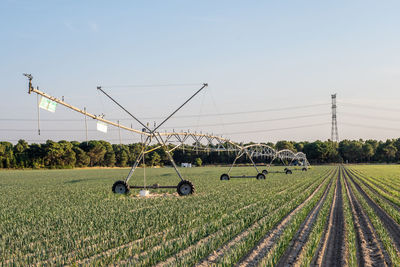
[24,74,311,194]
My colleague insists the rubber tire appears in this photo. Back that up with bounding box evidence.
[302,168,307,171]
[256,173,266,180]
[262,169,268,175]
[177,180,195,196]
[112,180,129,194]
[285,170,292,175]
[220,173,230,181]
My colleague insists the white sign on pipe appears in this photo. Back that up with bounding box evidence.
[97,121,108,133]
[39,97,57,112]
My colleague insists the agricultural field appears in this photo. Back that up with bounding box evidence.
[1,165,400,266]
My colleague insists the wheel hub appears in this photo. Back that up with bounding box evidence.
[180,184,191,195]
[115,184,126,194]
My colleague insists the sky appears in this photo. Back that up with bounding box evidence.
[1,0,400,144]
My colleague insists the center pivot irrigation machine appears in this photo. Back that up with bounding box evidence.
[24,74,310,196]
[219,145,310,180]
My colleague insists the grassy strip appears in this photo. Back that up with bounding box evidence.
[256,170,335,266]
[346,174,400,265]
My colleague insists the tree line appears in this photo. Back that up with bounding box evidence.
[0,138,400,169]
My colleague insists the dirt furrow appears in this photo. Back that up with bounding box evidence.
[346,168,400,252]
[318,167,345,266]
[343,169,390,267]
[236,168,336,267]
[276,170,334,267]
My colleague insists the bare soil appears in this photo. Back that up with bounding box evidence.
[319,167,346,266]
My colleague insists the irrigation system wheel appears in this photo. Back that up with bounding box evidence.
[220,173,230,181]
[112,180,129,194]
[256,173,266,180]
[177,180,194,196]
[262,169,268,175]
[285,169,293,175]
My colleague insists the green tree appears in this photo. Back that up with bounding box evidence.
[275,141,296,152]
[81,141,106,166]
[362,143,374,161]
[100,141,115,167]
[150,152,161,166]
[113,144,129,167]
[195,157,202,167]
[73,147,90,167]
[14,139,29,168]
[383,143,397,162]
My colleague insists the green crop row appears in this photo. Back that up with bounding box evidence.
[340,169,357,267]
[345,172,400,266]
[257,168,336,266]
[296,168,340,267]
[349,168,400,207]
[351,165,400,189]
[347,169,400,226]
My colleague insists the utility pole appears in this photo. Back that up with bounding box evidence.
[118,120,122,145]
[84,107,88,145]
[331,94,339,142]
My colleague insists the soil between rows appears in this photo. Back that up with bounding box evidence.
[319,167,345,266]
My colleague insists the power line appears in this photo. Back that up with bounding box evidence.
[0,123,329,142]
[341,122,400,132]
[0,139,139,143]
[340,112,400,122]
[0,113,330,133]
[165,113,330,129]
[0,103,330,122]
[216,123,329,136]
[100,83,203,88]
[163,103,329,119]
[339,102,400,112]
[0,129,96,133]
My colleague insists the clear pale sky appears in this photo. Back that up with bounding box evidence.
[1,0,400,144]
